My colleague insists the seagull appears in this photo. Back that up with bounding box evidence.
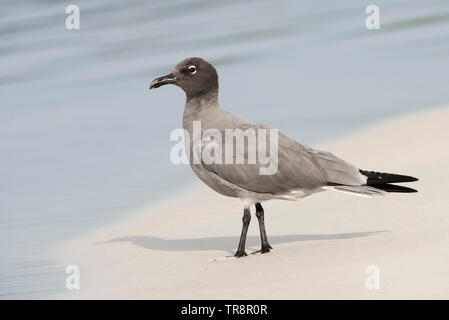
[149,57,418,257]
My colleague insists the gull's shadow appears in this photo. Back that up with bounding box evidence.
[98,231,387,254]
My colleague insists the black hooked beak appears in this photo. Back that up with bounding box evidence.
[149,73,177,89]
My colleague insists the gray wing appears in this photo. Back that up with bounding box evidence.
[199,123,366,195]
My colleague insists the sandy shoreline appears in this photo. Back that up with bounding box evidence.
[58,106,449,299]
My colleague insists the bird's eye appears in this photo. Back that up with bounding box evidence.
[187,65,197,74]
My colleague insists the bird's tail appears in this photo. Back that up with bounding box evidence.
[324,170,418,197]
[359,170,418,193]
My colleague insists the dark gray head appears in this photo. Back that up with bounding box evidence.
[149,57,219,100]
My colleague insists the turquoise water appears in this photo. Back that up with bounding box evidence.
[1,0,448,298]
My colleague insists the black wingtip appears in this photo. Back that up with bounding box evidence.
[360,170,419,185]
[403,175,419,182]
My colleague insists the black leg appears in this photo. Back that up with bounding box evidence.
[235,208,251,257]
[255,202,272,253]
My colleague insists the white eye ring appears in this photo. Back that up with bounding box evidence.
[187,65,197,74]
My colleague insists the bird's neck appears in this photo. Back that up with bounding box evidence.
[185,89,219,111]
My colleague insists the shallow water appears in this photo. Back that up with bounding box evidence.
[1,0,448,298]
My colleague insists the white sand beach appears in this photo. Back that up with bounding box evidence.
[58,106,449,299]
